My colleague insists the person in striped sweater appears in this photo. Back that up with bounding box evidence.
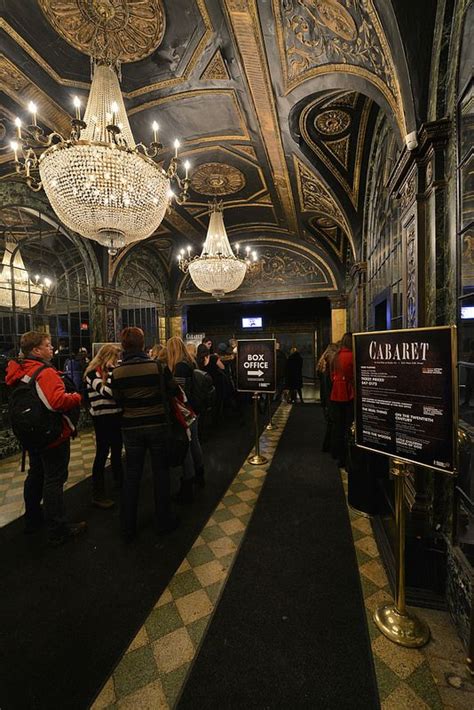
[84,344,123,509]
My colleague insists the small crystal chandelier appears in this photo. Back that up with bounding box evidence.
[10,59,190,255]
[0,237,52,310]
[178,201,257,300]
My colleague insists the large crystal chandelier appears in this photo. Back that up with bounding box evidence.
[178,201,257,300]
[0,238,50,310]
[10,62,190,255]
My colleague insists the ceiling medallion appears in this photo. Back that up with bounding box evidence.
[190,163,246,196]
[38,0,166,63]
[315,109,350,135]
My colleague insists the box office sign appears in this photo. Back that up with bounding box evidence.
[237,339,276,393]
[354,327,457,474]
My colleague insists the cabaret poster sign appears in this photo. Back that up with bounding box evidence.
[353,327,457,474]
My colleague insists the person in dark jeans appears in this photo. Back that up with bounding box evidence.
[6,331,85,546]
[84,343,123,508]
[111,327,179,542]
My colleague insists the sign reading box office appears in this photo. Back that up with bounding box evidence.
[353,326,457,474]
[237,339,276,393]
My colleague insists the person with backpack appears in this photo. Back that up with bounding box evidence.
[83,344,123,509]
[6,331,85,546]
[167,336,206,502]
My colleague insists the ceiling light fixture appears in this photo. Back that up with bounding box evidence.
[178,201,256,300]
[10,59,190,256]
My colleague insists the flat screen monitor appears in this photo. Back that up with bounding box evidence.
[242,317,262,329]
[461,306,474,319]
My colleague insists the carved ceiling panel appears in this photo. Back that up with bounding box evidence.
[190,163,246,196]
[38,0,166,62]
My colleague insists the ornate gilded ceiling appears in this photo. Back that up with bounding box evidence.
[0,0,431,300]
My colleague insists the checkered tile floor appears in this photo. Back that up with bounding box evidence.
[1,409,471,708]
[0,429,96,528]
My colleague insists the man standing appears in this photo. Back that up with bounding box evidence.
[111,327,179,542]
[6,331,85,545]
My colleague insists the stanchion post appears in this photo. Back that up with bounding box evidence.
[248,393,268,465]
[373,458,430,647]
[266,394,277,430]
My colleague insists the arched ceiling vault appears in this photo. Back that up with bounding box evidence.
[0,0,434,293]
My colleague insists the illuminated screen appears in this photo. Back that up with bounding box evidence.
[242,317,262,328]
[461,306,474,319]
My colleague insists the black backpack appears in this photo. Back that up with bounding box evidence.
[192,368,216,414]
[9,364,63,451]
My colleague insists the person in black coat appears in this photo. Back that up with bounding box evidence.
[286,347,304,404]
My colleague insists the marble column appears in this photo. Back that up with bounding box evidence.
[349,262,367,332]
[329,295,347,343]
[167,304,188,340]
[92,287,123,344]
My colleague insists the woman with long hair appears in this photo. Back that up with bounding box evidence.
[329,332,354,468]
[167,336,204,501]
[84,344,123,508]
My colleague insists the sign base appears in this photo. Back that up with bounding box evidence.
[248,453,268,465]
[374,603,430,648]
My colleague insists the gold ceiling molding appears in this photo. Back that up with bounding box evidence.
[224,0,298,235]
[308,217,345,260]
[293,154,354,255]
[272,0,406,136]
[336,91,359,108]
[300,95,372,208]
[0,54,72,135]
[325,136,350,168]
[232,144,257,161]
[38,0,166,63]
[164,208,203,244]
[201,49,230,80]
[0,0,213,97]
[190,162,246,195]
[315,109,351,135]
[127,88,250,142]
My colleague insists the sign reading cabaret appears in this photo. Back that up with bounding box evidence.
[237,339,276,393]
[354,327,457,474]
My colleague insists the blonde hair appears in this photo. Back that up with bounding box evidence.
[166,336,195,374]
[186,342,197,358]
[84,344,121,383]
[151,343,164,360]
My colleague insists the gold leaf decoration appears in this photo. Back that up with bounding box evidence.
[191,162,246,196]
[38,0,166,62]
[325,136,350,168]
[201,49,230,80]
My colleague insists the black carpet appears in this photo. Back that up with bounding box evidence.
[0,403,265,710]
[178,405,380,710]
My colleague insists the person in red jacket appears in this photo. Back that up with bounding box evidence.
[6,331,86,545]
[330,332,354,469]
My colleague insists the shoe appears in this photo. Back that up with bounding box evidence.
[174,479,194,504]
[195,467,206,488]
[92,496,115,509]
[156,512,180,535]
[48,521,87,547]
[24,517,44,535]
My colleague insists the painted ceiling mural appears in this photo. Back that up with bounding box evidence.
[0,0,427,300]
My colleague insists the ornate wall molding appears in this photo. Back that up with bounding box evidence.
[93,287,123,310]
[272,0,406,135]
[38,0,166,63]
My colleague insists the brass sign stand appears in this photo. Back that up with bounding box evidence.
[266,395,277,431]
[248,393,268,465]
[373,458,430,648]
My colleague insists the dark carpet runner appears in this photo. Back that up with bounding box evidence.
[178,404,380,710]
[0,404,262,710]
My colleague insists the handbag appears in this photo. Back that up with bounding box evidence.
[158,366,189,467]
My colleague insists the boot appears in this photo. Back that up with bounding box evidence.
[174,478,194,504]
[92,482,114,509]
[195,467,205,488]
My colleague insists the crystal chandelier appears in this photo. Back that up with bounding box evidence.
[178,201,257,300]
[0,238,51,310]
[10,62,190,255]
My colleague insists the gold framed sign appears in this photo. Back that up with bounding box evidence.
[353,326,457,475]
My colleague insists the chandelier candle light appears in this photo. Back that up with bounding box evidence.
[178,201,257,300]
[10,62,190,255]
